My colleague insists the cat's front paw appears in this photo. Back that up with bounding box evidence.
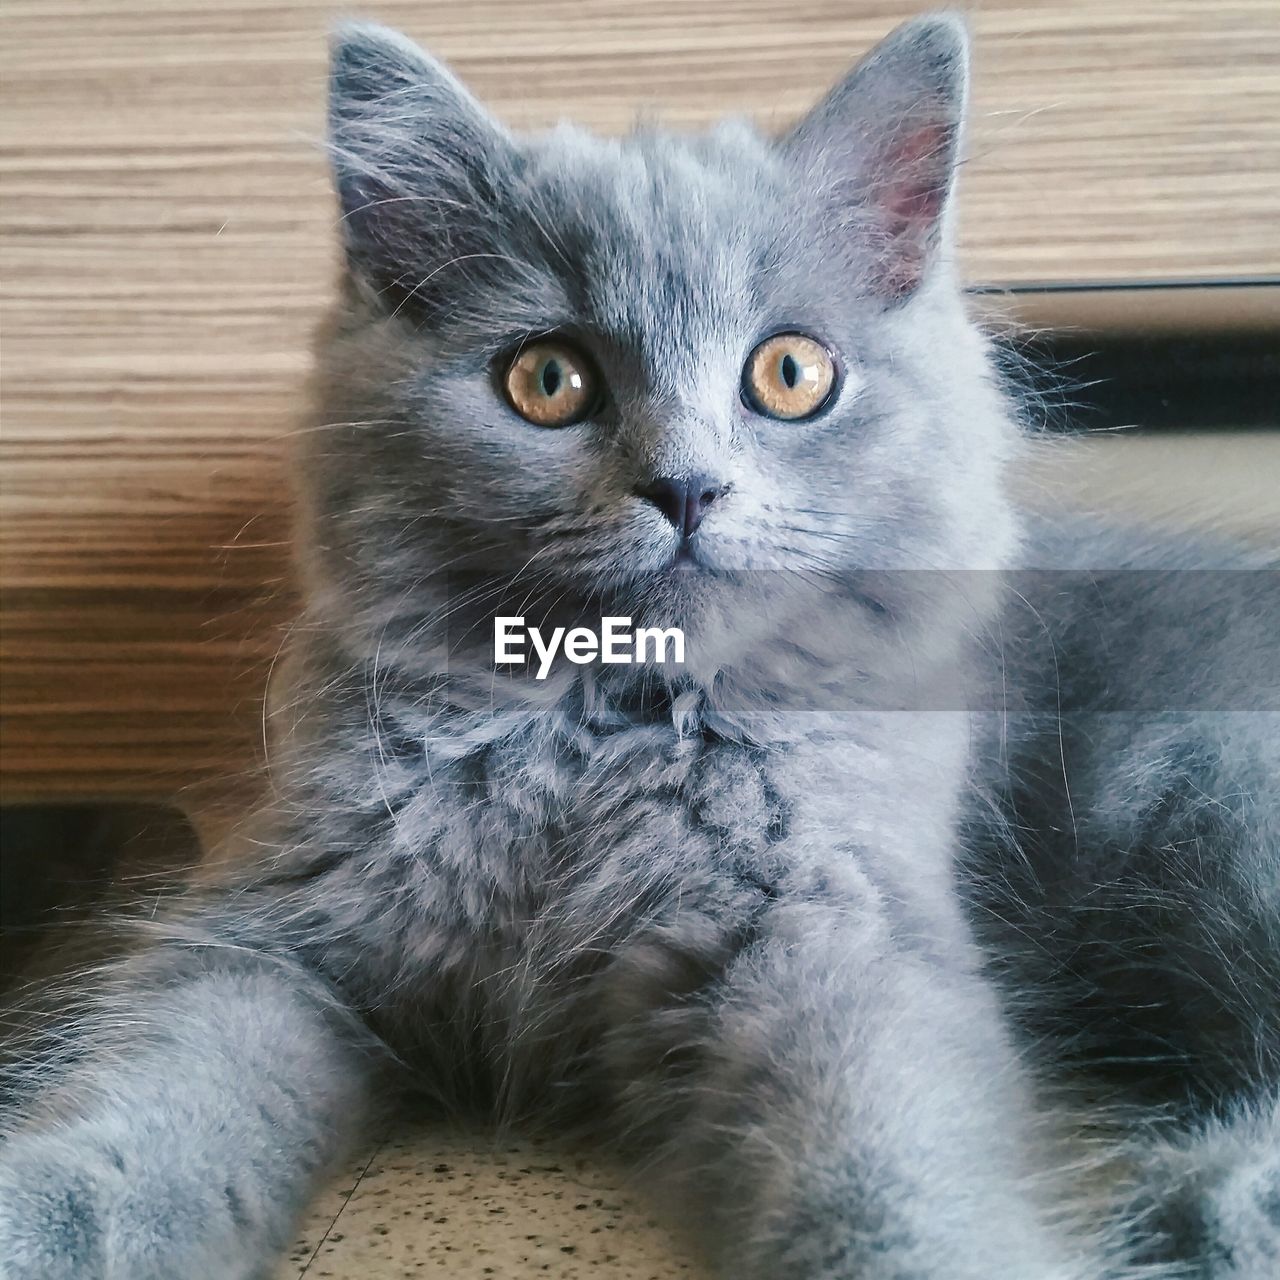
[0,1125,271,1280]
[0,1137,109,1280]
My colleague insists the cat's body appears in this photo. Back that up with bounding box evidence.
[1,15,1276,1280]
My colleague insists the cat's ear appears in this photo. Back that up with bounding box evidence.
[328,23,516,312]
[782,14,969,301]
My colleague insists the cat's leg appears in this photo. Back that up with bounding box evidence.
[971,709,1280,1277]
[0,947,381,1280]
[1086,715,1279,1279]
[595,887,1101,1280]
[1106,769,1280,1280]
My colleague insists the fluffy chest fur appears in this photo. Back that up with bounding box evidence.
[258,642,977,1109]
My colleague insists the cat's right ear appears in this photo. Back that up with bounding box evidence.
[782,14,969,302]
[328,23,515,313]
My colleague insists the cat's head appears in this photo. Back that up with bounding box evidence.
[301,15,1018,675]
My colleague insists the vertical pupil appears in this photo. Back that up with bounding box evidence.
[539,359,562,397]
[780,353,799,389]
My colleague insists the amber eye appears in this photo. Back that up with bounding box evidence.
[503,340,598,427]
[742,332,837,420]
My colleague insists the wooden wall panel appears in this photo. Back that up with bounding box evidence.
[2,1,1278,806]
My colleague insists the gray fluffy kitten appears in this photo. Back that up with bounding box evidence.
[2,14,1277,1280]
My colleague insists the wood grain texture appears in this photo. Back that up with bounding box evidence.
[2,1,1278,808]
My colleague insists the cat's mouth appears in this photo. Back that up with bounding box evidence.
[668,543,703,573]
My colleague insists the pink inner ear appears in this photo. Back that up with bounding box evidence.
[880,121,953,227]
[865,119,955,298]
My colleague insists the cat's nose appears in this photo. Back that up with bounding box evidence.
[634,474,727,538]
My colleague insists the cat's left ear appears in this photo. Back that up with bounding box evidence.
[782,14,969,301]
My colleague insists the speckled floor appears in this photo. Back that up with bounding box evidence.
[276,1126,703,1279]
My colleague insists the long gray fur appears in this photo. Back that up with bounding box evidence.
[1,14,1276,1279]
